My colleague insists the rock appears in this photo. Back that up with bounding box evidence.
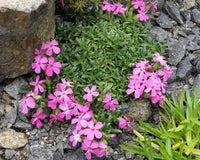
[156,12,173,29]
[5,105,13,113]
[151,26,168,42]
[64,148,87,160]
[2,92,12,104]
[0,129,28,149]
[196,57,200,73]
[0,84,3,94]
[168,66,177,83]
[5,106,17,124]
[187,41,200,51]
[181,10,191,21]
[183,0,196,10]
[191,74,200,97]
[157,0,165,11]
[4,77,28,99]
[5,149,16,159]
[14,121,32,130]
[167,38,188,66]
[29,144,54,160]
[53,150,63,160]
[0,103,4,116]
[191,9,200,26]
[164,1,183,24]
[176,56,193,80]
[127,99,152,121]
[173,30,187,39]
[0,0,55,81]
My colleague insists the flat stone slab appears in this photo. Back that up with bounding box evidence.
[0,129,28,149]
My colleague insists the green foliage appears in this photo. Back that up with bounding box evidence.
[56,15,164,102]
[121,87,200,159]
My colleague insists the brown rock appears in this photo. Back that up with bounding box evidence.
[0,129,28,149]
[127,99,152,121]
[0,0,55,81]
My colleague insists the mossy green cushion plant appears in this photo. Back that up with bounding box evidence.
[56,15,164,102]
[121,87,200,160]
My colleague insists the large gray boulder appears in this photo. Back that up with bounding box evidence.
[0,0,55,81]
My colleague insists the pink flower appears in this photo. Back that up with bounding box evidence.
[31,108,46,128]
[69,129,83,147]
[153,52,167,66]
[131,0,146,11]
[46,57,62,77]
[41,40,60,56]
[50,112,64,123]
[151,94,164,106]
[71,111,93,130]
[21,93,35,114]
[48,93,61,109]
[158,65,172,81]
[113,3,127,15]
[34,49,45,56]
[102,1,116,12]
[145,74,161,97]
[136,10,149,21]
[126,83,143,98]
[136,60,149,68]
[82,138,99,160]
[29,75,46,95]
[59,103,73,120]
[103,93,118,111]
[119,116,130,131]
[54,85,73,102]
[61,0,65,7]
[56,78,74,89]
[83,85,99,102]
[32,55,48,74]
[83,120,103,140]
[147,0,157,13]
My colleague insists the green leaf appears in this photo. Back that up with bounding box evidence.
[184,137,199,155]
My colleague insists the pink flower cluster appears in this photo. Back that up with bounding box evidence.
[132,0,157,21]
[32,40,61,77]
[102,1,128,15]
[48,84,119,159]
[20,40,127,160]
[102,0,157,21]
[126,53,172,105]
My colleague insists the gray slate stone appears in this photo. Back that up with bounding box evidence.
[191,9,200,26]
[176,56,193,80]
[14,121,32,130]
[183,0,196,10]
[164,1,183,24]
[29,144,53,160]
[64,148,86,160]
[5,106,17,124]
[167,38,188,66]
[5,149,16,159]
[0,103,4,117]
[187,41,200,51]
[157,0,165,11]
[181,10,191,21]
[168,66,177,83]
[151,26,168,42]
[4,77,28,99]
[53,150,63,160]
[156,12,173,29]
[191,74,200,98]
